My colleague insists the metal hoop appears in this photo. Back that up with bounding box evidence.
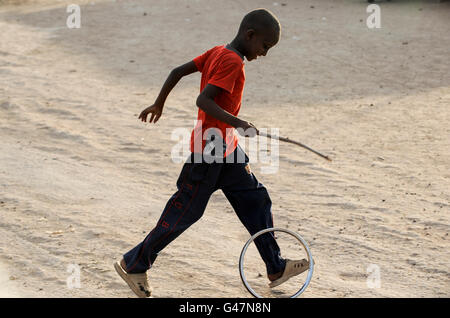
[239,227,314,298]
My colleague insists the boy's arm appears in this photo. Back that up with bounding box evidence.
[139,61,198,123]
[196,84,258,137]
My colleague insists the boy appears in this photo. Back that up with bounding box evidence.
[114,8,309,298]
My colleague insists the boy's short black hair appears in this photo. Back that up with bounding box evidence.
[238,8,281,35]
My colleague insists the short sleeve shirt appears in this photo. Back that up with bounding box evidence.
[191,45,245,157]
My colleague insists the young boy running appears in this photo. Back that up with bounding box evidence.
[114,8,309,298]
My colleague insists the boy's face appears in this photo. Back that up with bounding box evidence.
[244,28,279,61]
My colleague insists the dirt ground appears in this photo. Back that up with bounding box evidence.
[0,0,449,297]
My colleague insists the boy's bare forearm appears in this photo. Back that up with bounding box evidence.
[155,61,198,106]
[154,69,183,106]
[196,94,241,127]
[139,61,198,123]
[196,84,257,135]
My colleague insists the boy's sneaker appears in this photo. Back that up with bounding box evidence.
[114,260,152,298]
[269,259,310,288]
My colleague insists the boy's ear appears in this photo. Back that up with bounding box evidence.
[246,29,256,40]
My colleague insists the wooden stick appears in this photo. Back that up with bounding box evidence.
[259,131,332,162]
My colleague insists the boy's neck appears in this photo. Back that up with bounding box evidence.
[228,38,246,60]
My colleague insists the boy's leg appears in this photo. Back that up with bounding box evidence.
[219,146,286,276]
[123,157,221,274]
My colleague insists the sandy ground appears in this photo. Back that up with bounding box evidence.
[0,0,449,298]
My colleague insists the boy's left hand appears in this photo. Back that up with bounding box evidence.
[236,120,259,137]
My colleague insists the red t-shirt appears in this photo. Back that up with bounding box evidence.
[191,45,245,157]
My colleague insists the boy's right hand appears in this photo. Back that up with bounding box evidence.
[138,103,163,123]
